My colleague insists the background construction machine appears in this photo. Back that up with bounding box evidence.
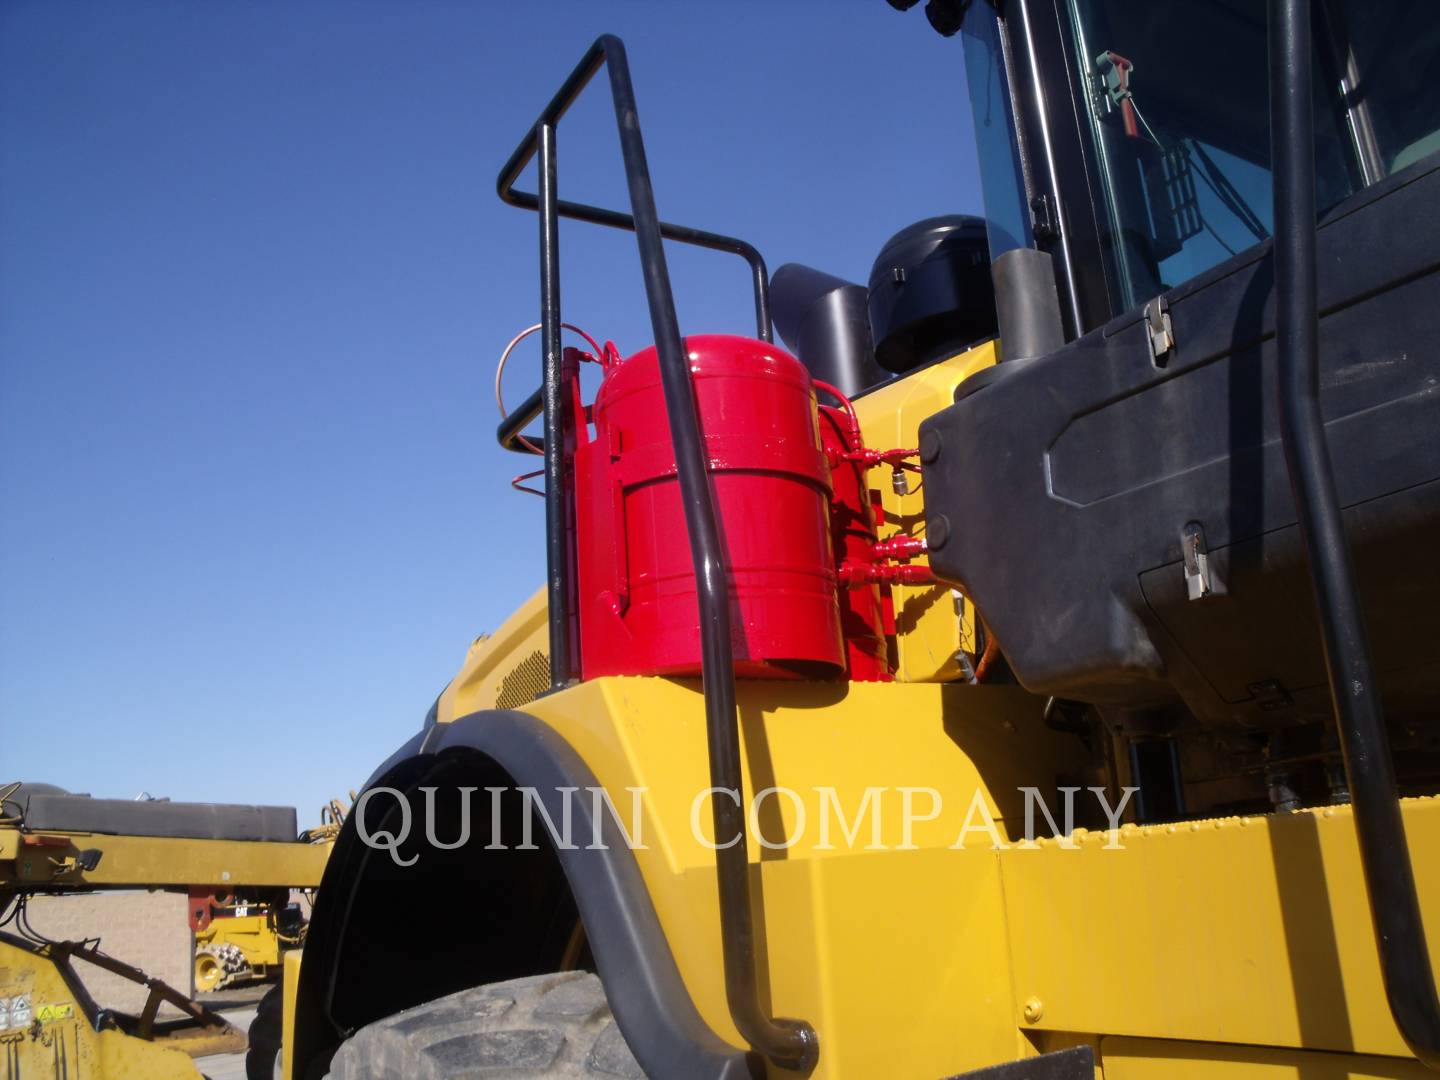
[0,781,329,1078]
[193,895,305,995]
[193,800,343,994]
[268,1,1440,1077]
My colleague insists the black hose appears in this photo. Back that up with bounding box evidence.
[1268,0,1440,1067]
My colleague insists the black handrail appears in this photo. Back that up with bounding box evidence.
[492,39,766,457]
[535,119,573,687]
[494,51,772,459]
[498,385,544,455]
[495,35,818,1072]
[1268,0,1440,1068]
[496,56,772,347]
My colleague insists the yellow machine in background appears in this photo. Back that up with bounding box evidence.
[192,799,344,994]
[194,903,299,993]
[0,782,330,1080]
[0,931,208,1080]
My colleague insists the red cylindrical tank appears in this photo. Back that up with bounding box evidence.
[818,404,891,681]
[574,334,844,679]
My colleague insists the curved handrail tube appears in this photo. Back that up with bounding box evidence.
[1269,0,1440,1068]
[495,40,771,344]
[494,34,815,1072]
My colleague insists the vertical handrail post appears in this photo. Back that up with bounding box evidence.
[538,121,573,689]
[599,35,816,1073]
[1269,0,1440,1067]
[496,35,817,1071]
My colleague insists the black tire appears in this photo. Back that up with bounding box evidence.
[246,984,283,1080]
[327,971,646,1079]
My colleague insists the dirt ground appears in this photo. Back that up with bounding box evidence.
[195,1002,262,1080]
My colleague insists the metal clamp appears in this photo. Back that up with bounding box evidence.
[1144,296,1174,364]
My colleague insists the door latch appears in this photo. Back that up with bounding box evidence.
[1182,521,1214,600]
[1145,296,1174,364]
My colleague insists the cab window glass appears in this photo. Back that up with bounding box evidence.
[1062,0,1440,314]
[1339,1,1440,174]
[961,5,1033,263]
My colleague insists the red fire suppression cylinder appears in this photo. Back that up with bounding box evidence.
[818,402,892,681]
[574,334,845,679]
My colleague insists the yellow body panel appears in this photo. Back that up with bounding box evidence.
[852,342,997,681]
[522,677,1067,1078]
[434,654,1439,1077]
[999,800,1440,1060]
[1101,1036,1434,1079]
[437,588,550,718]
[0,828,329,890]
[0,938,201,1079]
[282,948,302,1080]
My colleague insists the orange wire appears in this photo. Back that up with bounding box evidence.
[973,633,1001,684]
[511,468,545,497]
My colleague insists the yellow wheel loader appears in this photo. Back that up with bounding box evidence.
[275,3,1440,1078]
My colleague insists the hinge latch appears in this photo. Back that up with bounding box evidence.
[1181,520,1214,600]
[1030,193,1059,243]
[1145,296,1174,364]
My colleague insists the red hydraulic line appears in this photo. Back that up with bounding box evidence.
[838,561,936,587]
[841,446,920,470]
[871,536,927,560]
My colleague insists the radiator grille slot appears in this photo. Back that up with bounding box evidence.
[495,650,550,710]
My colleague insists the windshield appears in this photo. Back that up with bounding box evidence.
[1062,0,1440,313]
[961,7,1033,264]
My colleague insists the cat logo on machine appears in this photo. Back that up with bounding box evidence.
[34,1002,72,1023]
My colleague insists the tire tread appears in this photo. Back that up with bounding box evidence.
[328,972,645,1079]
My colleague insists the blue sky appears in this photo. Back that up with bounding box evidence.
[0,1,981,821]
